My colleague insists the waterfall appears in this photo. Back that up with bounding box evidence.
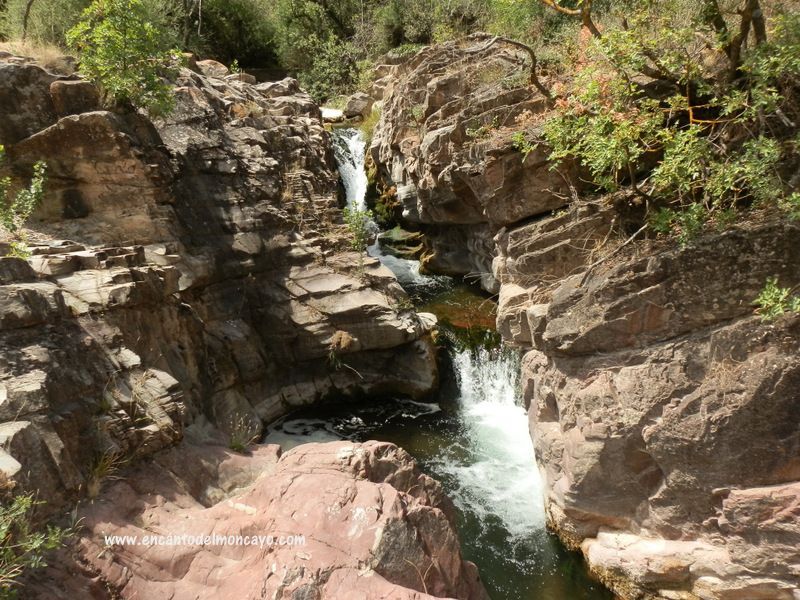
[266,129,609,599]
[331,127,449,294]
[442,346,547,539]
[332,128,369,211]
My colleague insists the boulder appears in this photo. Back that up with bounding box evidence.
[344,91,374,119]
[0,60,58,144]
[225,72,257,85]
[49,80,100,116]
[28,440,489,600]
[196,59,230,79]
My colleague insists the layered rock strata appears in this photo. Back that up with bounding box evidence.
[0,56,437,510]
[524,221,800,599]
[373,37,800,599]
[370,34,577,291]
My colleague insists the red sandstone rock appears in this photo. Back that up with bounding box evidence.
[28,439,488,600]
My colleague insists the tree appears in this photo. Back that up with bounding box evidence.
[20,0,34,40]
[67,0,178,116]
[534,1,800,243]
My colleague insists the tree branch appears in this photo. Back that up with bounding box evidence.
[537,0,601,37]
[466,35,553,102]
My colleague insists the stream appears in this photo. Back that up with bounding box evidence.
[264,128,613,599]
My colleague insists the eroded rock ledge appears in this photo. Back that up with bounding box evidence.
[370,33,577,292]
[373,37,800,599]
[0,56,437,510]
[28,438,488,600]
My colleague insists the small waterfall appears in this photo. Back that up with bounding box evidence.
[332,128,369,211]
[442,346,547,539]
[263,131,608,598]
[331,127,449,294]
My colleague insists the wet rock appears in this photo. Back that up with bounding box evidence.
[377,226,425,259]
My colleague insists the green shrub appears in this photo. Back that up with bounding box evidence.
[67,0,179,116]
[511,130,536,161]
[0,495,71,597]
[0,145,46,259]
[343,206,374,251]
[359,105,382,142]
[343,206,374,272]
[298,36,358,103]
[541,6,800,242]
[755,277,800,322]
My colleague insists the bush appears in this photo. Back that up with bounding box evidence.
[343,206,374,272]
[539,4,800,242]
[0,145,46,259]
[0,495,70,598]
[755,277,800,321]
[298,36,359,103]
[67,0,179,116]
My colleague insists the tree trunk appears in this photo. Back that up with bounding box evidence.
[21,0,36,42]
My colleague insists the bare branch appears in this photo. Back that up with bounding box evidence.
[537,0,601,38]
[538,0,581,16]
[466,36,553,102]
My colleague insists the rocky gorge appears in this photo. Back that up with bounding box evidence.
[0,53,486,598]
[0,29,797,600]
[369,34,800,599]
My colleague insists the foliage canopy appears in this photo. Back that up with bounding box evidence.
[66,0,178,115]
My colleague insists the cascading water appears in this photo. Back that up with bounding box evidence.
[332,127,448,295]
[443,346,546,537]
[332,128,369,211]
[264,336,610,599]
[263,128,612,598]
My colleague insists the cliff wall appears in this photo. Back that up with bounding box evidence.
[372,37,800,599]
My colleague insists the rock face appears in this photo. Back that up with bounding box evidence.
[522,220,800,599]
[372,37,800,600]
[370,34,576,291]
[27,438,489,600]
[344,91,374,119]
[0,56,437,511]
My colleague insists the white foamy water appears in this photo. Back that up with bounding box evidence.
[333,128,448,294]
[332,128,369,211]
[442,347,547,538]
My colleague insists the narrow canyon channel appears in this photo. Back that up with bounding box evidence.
[264,128,613,599]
